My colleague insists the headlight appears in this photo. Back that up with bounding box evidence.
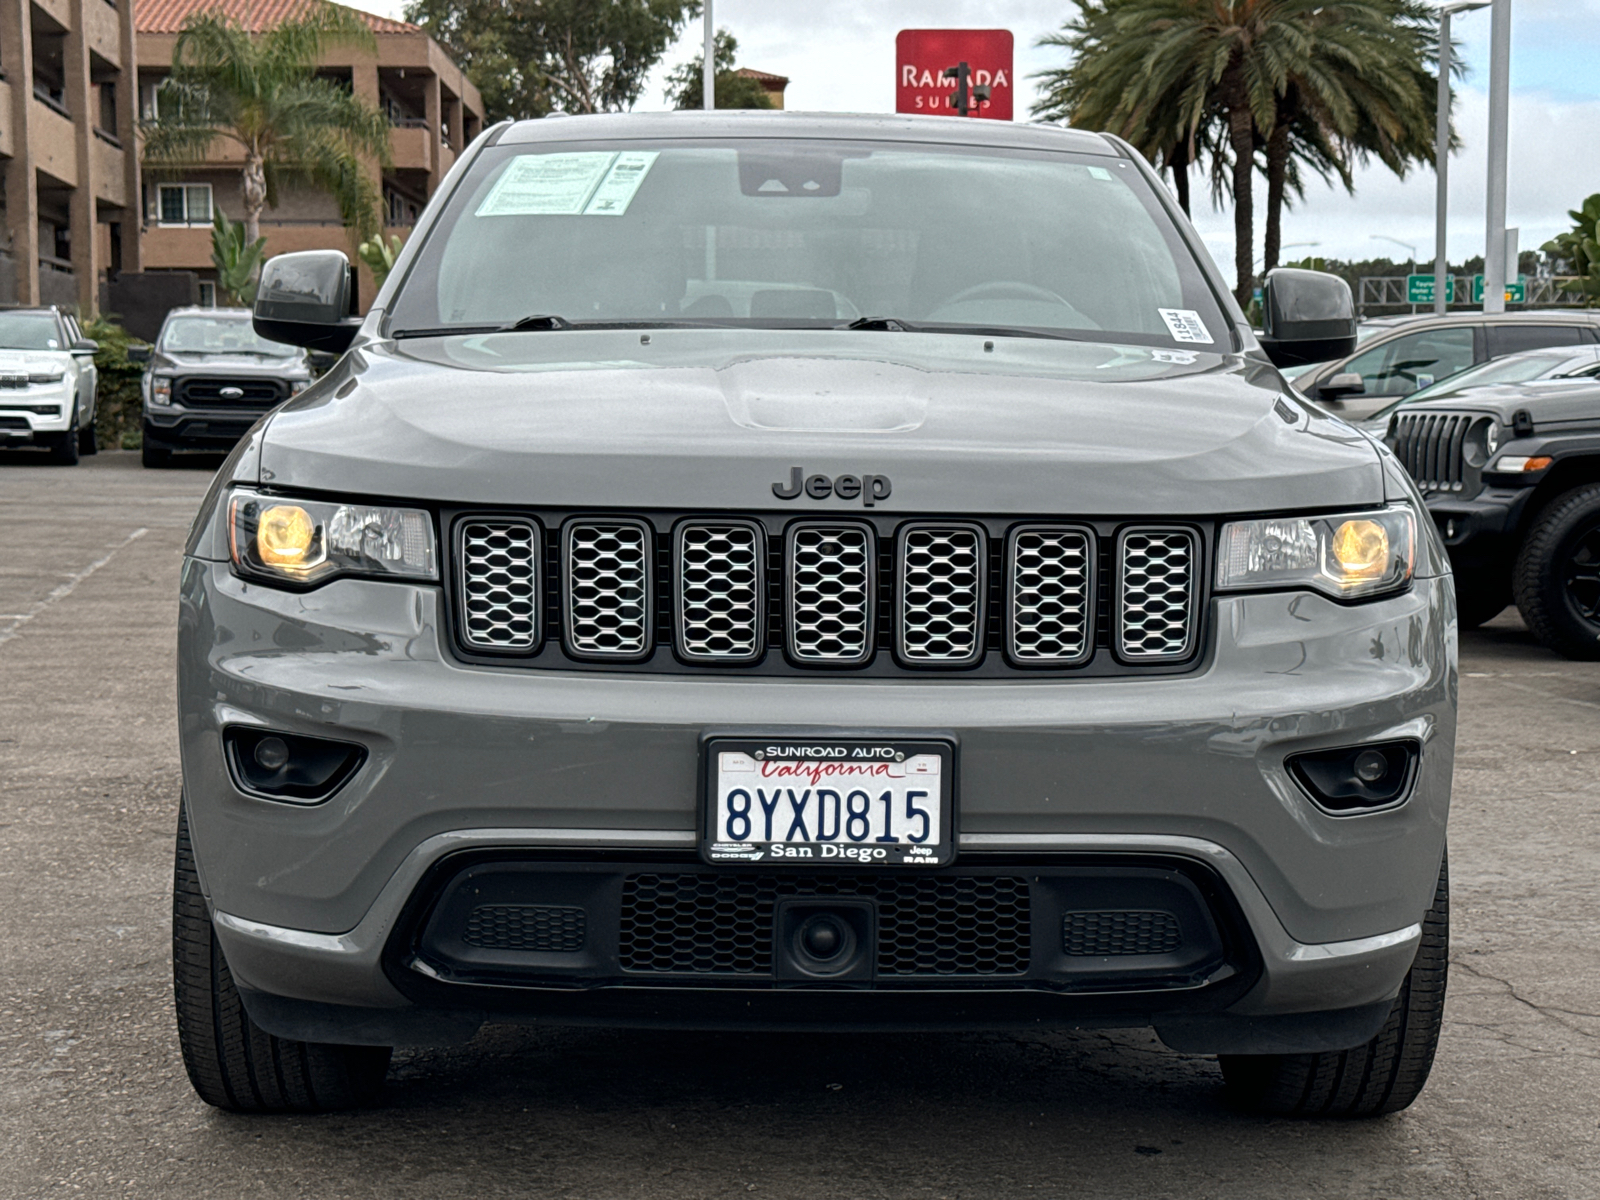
[228,491,437,586]
[28,369,64,384]
[151,376,173,406]
[289,380,312,395]
[1217,506,1416,600]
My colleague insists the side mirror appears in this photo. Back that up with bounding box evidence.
[126,345,152,364]
[254,250,362,353]
[1258,268,1358,369]
[1319,372,1366,400]
[70,338,99,355]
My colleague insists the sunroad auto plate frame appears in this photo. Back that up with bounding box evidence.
[701,738,956,867]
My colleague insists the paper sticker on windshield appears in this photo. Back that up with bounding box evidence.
[582,152,659,216]
[476,153,618,217]
[1158,308,1215,345]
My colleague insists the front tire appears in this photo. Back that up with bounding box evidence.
[1220,853,1448,1118]
[77,399,98,456]
[1454,573,1510,630]
[49,405,80,465]
[1513,484,1600,660]
[141,437,171,469]
[173,802,391,1113]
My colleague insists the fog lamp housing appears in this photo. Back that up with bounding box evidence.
[223,726,367,803]
[1286,740,1420,814]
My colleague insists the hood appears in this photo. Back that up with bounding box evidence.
[156,350,309,376]
[258,330,1384,516]
[0,349,66,367]
[1387,379,1600,430]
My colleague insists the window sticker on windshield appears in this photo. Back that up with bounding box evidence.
[582,152,659,216]
[475,153,619,217]
[1087,166,1113,181]
[1158,308,1215,345]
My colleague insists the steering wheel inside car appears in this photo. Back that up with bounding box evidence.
[938,280,1075,308]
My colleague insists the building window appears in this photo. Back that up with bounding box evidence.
[159,184,213,226]
[198,282,217,307]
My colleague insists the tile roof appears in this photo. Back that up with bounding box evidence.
[734,67,789,88]
[136,0,419,36]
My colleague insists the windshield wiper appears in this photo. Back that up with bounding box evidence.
[840,316,918,332]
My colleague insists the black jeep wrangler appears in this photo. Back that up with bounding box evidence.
[1386,380,1600,657]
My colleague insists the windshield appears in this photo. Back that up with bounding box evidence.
[0,312,62,351]
[161,316,297,357]
[386,138,1230,349]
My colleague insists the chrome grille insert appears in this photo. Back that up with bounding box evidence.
[676,521,764,663]
[897,524,984,665]
[787,524,875,664]
[457,519,540,651]
[1006,526,1093,665]
[563,519,652,659]
[1117,528,1197,661]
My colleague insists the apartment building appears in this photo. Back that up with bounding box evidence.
[0,0,142,310]
[136,0,483,306]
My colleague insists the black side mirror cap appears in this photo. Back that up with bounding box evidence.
[1258,268,1358,369]
[1319,371,1367,400]
[253,249,362,353]
[126,345,151,363]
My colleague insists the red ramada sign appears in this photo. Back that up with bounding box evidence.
[895,29,1014,120]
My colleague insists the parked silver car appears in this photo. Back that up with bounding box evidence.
[173,113,1455,1119]
[1293,310,1600,420]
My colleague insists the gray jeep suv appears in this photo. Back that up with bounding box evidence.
[173,113,1456,1118]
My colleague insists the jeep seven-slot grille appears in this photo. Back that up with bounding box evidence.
[1390,412,1481,498]
[451,515,1206,675]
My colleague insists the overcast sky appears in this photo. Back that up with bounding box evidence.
[348,0,1600,275]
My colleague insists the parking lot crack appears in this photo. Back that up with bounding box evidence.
[1452,956,1600,1037]
[0,528,148,649]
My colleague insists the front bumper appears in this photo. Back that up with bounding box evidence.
[145,407,274,451]
[0,392,72,441]
[179,559,1454,1049]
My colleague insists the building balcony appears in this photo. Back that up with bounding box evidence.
[389,124,433,172]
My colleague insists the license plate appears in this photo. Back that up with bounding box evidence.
[702,738,955,867]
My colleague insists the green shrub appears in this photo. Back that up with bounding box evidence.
[83,313,148,451]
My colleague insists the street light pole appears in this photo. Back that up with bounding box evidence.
[1483,0,1512,313]
[703,0,715,111]
[1435,2,1489,315]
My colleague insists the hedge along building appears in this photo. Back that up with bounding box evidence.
[135,0,483,309]
[0,0,143,311]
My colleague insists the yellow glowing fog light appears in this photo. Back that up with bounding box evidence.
[1331,519,1389,582]
[257,504,317,567]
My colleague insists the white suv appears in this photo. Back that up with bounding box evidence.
[0,307,99,464]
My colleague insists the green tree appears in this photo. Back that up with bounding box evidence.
[664,29,775,110]
[358,233,406,289]
[210,210,267,305]
[141,4,393,245]
[1034,1,1442,306]
[1542,194,1600,307]
[404,0,699,122]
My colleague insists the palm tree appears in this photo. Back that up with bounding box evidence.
[1034,1,1442,308]
[142,4,394,247]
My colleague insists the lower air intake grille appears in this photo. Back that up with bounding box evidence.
[618,873,1031,976]
[564,520,651,659]
[462,904,587,952]
[458,520,539,650]
[1117,529,1197,660]
[1062,910,1182,956]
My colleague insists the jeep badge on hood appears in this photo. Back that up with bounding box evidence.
[771,467,892,505]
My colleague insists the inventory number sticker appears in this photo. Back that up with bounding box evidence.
[1158,308,1215,345]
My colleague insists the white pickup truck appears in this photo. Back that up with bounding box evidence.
[0,307,99,465]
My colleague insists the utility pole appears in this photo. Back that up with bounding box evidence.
[1434,2,1490,315]
[1483,0,1512,313]
[703,0,715,111]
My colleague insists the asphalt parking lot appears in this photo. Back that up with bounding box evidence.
[1,450,1596,1199]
